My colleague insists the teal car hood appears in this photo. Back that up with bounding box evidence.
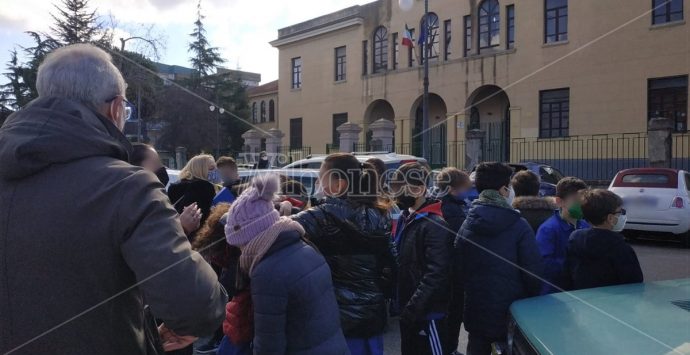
[510,279,690,355]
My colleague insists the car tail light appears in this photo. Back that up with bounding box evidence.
[672,197,685,209]
[400,160,417,165]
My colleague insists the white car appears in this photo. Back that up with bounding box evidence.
[609,168,690,244]
[238,168,320,197]
[166,168,180,190]
[282,152,427,170]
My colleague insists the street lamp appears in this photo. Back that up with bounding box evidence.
[398,0,430,164]
[209,105,225,157]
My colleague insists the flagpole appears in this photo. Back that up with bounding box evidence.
[422,0,430,165]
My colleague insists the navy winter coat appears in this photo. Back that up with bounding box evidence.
[440,194,467,235]
[565,228,643,290]
[251,230,348,355]
[454,202,543,338]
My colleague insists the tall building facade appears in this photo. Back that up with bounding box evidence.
[270,0,689,173]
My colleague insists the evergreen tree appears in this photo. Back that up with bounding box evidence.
[1,49,32,109]
[50,0,107,45]
[188,0,225,78]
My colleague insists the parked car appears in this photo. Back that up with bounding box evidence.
[467,162,565,197]
[509,162,564,197]
[508,278,690,355]
[609,168,690,245]
[282,152,428,171]
[166,168,180,190]
[238,168,320,198]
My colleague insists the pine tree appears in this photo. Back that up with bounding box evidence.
[50,0,105,45]
[1,49,31,109]
[188,0,225,78]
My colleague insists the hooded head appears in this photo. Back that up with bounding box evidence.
[225,174,281,247]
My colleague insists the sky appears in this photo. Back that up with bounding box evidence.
[0,0,369,84]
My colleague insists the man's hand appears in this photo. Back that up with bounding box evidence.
[158,323,198,351]
[180,203,202,235]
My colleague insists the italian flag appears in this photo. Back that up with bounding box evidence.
[402,24,414,48]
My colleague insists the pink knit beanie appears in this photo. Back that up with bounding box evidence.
[225,174,280,247]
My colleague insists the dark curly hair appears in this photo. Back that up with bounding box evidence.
[192,203,232,267]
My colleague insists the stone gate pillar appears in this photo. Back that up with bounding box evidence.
[175,146,187,170]
[241,129,263,154]
[368,118,396,152]
[465,129,485,171]
[648,117,674,168]
[337,122,363,153]
[265,128,285,166]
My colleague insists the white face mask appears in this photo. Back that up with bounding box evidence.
[612,214,627,232]
[505,186,516,206]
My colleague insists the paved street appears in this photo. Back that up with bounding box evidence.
[381,236,690,354]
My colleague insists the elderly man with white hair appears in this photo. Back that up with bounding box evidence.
[0,44,227,354]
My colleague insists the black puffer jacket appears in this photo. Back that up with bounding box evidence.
[292,197,392,338]
[393,200,453,322]
[455,202,543,338]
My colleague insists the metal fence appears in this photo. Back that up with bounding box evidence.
[277,146,312,165]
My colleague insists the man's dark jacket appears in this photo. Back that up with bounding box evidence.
[292,197,392,338]
[455,202,543,338]
[0,97,226,354]
[512,196,557,233]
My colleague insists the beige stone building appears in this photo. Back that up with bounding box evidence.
[269,0,689,176]
[248,80,279,135]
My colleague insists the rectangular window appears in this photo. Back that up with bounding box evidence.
[444,19,452,60]
[291,57,302,89]
[545,0,568,43]
[334,46,346,81]
[648,75,688,132]
[507,5,515,49]
[539,88,570,138]
[289,118,303,149]
[463,16,472,57]
[362,40,368,76]
[653,0,684,25]
[392,33,399,69]
[332,113,348,146]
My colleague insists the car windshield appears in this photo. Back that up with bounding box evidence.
[540,166,564,184]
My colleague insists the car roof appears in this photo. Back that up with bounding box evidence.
[289,153,425,165]
[239,168,320,177]
[617,168,681,174]
[510,279,690,354]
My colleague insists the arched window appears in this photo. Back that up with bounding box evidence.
[420,13,440,63]
[479,0,500,50]
[252,102,257,123]
[373,26,388,73]
[260,101,266,123]
[268,100,275,122]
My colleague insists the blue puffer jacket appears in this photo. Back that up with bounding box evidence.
[454,202,543,338]
[251,230,349,355]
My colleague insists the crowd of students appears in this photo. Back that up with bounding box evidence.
[162,150,645,355]
[0,44,644,355]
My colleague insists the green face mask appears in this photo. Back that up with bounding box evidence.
[567,202,584,221]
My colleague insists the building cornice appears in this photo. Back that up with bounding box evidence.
[270,18,364,47]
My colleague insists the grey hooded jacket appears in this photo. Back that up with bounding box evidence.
[0,97,226,354]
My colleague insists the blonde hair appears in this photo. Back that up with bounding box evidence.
[180,154,215,181]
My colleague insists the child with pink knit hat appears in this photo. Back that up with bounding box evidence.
[222,174,348,355]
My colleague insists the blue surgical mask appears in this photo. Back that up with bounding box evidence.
[207,170,221,184]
